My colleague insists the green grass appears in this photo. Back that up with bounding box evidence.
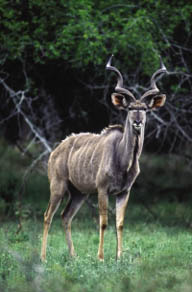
[1,201,192,292]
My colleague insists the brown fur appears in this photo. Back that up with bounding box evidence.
[41,66,167,262]
[41,107,145,261]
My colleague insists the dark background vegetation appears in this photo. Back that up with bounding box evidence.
[0,1,192,291]
[0,0,192,211]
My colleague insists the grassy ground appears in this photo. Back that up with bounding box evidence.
[0,201,192,292]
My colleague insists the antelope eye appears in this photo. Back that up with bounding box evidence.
[139,107,147,111]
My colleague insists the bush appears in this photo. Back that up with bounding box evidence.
[0,139,48,217]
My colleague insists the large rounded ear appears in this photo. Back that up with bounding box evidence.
[111,93,128,110]
[148,94,166,110]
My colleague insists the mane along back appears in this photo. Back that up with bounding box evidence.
[101,124,124,135]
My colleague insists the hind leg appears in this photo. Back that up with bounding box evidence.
[41,179,67,262]
[61,185,88,257]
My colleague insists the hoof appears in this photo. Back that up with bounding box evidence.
[40,254,47,263]
[98,255,104,262]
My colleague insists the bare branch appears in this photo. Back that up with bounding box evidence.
[0,77,52,153]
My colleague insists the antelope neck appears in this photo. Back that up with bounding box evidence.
[117,116,145,171]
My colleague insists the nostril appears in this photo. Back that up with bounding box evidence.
[134,120,142,126]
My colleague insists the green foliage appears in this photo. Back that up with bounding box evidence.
[0,0,191,74]
[1,202,192,291]
[0,141,23,216]
[134,153,192,203]
[0,140,48,217]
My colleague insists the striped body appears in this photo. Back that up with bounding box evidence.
[41,58,167,262]
[48,126,132,196]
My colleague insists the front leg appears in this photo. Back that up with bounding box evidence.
[116,190,130,260]
[97,191,108,261]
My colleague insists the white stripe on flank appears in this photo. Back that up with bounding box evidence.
[77,139,90,184]
[82,140,92,184]
[90,140,101,181]
[68,136,78,167]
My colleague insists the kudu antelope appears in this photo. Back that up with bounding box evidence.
[41,56,167,261]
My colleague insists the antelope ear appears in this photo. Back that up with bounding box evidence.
[111,93,128,110]
[148,94,166,110]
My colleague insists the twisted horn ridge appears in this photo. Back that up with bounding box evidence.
[106,55,136,101]
[140,61,168,101]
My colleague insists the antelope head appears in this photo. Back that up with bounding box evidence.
[106,55,167,134]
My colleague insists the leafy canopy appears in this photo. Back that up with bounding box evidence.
[0,0,191,75]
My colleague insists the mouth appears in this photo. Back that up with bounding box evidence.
[132,123,142,134]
